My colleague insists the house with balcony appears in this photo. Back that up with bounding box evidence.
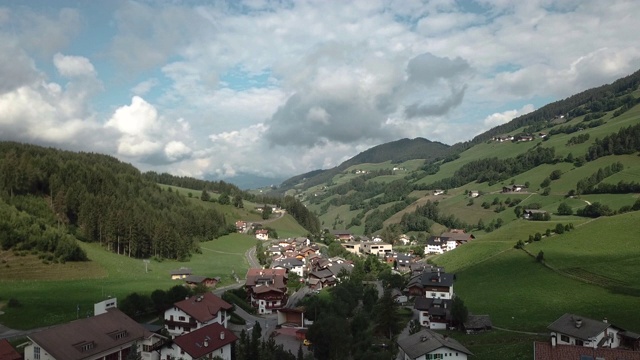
[245,268,288,314]
[160,323,237,360]
[23,308,165,360]
[164,293,233,337]
[414,296,452,330]
[406,268,454,299]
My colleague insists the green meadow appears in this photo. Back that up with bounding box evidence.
[0,233,256,330]
[432,211,640,360]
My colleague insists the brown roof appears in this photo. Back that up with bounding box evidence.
[174,293,233,323]
[0,339,21,360]
[29,308,153,360]
[245,268,287,289]
[173,322,238,358]
[253,285,285,294]
[534,341,640,360]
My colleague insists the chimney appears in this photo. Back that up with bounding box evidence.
[575,318,583,328]
[603,317,608,323]
[220,331,225,340]
[204,339,208,347]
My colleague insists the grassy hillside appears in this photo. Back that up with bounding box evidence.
[0,233,255,329]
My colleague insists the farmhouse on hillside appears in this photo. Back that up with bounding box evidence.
[255,229,269,240]
[169,267,192,280]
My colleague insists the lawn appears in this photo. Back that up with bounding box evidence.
[0,233,255,330]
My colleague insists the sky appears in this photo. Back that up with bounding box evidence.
[1,0,639,186]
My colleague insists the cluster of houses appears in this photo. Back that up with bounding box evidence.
[491,133,546,143]
[21,293,237,360]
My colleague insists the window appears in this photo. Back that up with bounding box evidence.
[576,339,584,346]
[560,334,570,342]
[34,346,41,360]
[178,316,185,321]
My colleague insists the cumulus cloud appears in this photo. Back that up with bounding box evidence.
[264,50,470,147]
[53,53,96,77]
[105,96,163,157]
[483,104,535,128]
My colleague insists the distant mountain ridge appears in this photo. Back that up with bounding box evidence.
[279,137,450,191]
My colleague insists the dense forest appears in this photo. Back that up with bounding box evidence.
[0,142,233,261]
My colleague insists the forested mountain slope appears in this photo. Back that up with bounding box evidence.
[0,143,233,261]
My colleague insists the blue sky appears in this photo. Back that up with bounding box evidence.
[0,0,639,183]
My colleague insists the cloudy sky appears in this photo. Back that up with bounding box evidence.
[1,0,639,186]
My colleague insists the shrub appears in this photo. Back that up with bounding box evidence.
[555,223,565,234]
[557,202,573,215]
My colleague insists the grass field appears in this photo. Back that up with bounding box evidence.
[0,233,255,330]
[431,211,640,360]
[267,213,311,238]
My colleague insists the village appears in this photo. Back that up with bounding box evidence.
[6,222,640,360]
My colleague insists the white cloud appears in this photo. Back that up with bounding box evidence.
[164,140,191,161]
[106,96,158,136]
[53,53,96,78]
[3,0,640,182]
[483,104,535,128]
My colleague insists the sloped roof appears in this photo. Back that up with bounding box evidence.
[174,293,233,323]
[245,268,287,288]
[327,262,353,277]
[547,313,611,341]
[253,285,285,294]
[398,329,472,359]
[420,271,454,288]
[29,309,153,360]
[173,322,238,358]
[534,342,640,360]
[0,339,21,360]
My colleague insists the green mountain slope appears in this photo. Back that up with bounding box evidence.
[279,137,450,192]
[298,71,640,236]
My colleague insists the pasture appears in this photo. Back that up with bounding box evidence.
[434,211,640,359]
[0,233,255,330]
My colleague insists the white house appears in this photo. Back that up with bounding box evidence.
[361,241,393,256]
[255,229,269,240]
[161,322,237,360]
[548,313,623,348]
[164,293,233,337]
[397,329,473,360]
[23,308,165,360]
